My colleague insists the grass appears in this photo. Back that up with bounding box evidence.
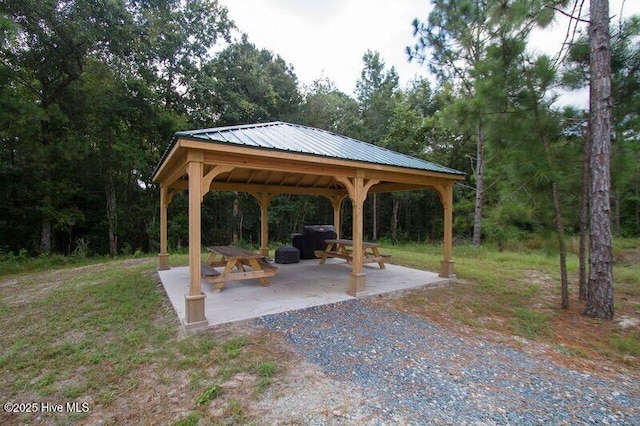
[0,255,283,425]
[382,237,640,366]
[0,250,148,276]
[511,308,554,339]
[255,360,277,394]
[1,238,638,423]
[196,383,221,406]
[1,261,170,396]
[610,333,640,357]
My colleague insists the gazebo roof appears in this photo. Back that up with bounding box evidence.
[153,121,464,197]
[156,121,464,178]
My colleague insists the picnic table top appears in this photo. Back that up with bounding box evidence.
[324,239,381,248]
[206,245,263,259]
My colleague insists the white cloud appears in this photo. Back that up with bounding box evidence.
[219,0,640,106]
[219,0,432,95]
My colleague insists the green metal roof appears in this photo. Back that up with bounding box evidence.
[158,121,465,177]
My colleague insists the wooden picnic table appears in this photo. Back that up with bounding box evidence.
[202,246,277,292]
[314,239,390,269]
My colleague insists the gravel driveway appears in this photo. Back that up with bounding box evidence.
[256,299,640,425]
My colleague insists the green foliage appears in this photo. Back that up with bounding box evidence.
[297,77,361,137]
[203,35,301,127]
[1,0,639,262]
[355,50,400,144]
[196,383,221,406]
[72,238,91,258]
[0,0,232,256]
[563,17,640,237]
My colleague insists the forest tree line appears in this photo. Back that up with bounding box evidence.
[1,0,638,257]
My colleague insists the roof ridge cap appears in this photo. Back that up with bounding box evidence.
[177,121,286,136]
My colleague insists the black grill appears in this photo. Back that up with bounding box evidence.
[291,225,337,259]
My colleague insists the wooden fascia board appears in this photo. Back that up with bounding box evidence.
[365,170,463,187]
[178,138,465,183]
[153,140,183,183]
[155,150,188,188]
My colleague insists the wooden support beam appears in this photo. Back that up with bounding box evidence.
[185,159,207,327]
[250,192,273,256]
[336,172,379,296]
[435,183,456,278]
[350,173,365,296]
[202,165,234,201]
[210,181,346,197]
[158,185,170,270]
[328,194,346,239]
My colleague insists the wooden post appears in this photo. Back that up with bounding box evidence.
[349,173,365,296]
[185,157,207,328]
[253,192,272,257]
[158,185,170,270]
[437,184,456,278]
[337,173,379,296]
[329,194,346,239]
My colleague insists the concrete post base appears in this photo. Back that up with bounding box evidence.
[158,253,170,271]
[184,293,207,328]
[439,260,456,278]
[347,272,367,297]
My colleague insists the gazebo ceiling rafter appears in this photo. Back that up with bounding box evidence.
[309,174,325,188]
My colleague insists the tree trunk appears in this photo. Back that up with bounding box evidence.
[636,182,640,229]
[472,120,484,246]
[105,167,118,256]
[579,127,590,301]
[40,217,52,254]
[551,181,569,309]
[232,194,240,243]
[391,197,400,242]
[585,0,614,320]
[613,189,620,234]
[540,128,569,309]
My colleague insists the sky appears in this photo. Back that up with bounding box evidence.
[218,0,640,107]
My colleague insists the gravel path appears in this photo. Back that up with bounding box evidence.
[256,299,640,425]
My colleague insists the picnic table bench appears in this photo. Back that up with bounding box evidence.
[202,246,277,292]
[314,239,390,269]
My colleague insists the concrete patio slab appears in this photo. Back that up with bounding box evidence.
[157,258,448,327]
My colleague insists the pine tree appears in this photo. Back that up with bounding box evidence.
[585,0,614,319]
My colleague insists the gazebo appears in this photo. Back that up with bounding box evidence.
[152,121,465,328]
